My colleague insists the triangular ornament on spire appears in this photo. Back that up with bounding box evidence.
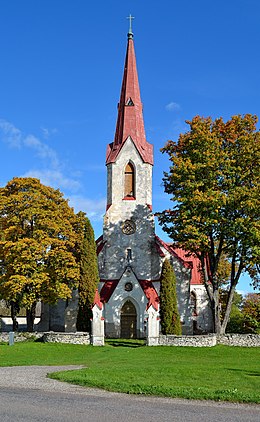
[106,17,153,165]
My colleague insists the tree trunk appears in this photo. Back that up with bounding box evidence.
[11,301,19,331]
[26,303,36,332]
[212,287,221,334]
[220,284,236,334]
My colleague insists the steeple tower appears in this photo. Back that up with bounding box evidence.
[106,21,153,165]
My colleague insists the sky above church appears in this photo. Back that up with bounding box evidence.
[0,0,259,293]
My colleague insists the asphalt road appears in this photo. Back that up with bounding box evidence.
[0,366,259,422]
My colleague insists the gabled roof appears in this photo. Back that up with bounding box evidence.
[99,279,119,303]
[106,32,153,165]
[96,235,204,286]
[155,236,204,285]
[96,234,107,255]
[99,278,159,311]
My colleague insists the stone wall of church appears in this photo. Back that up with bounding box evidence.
[159,246,193,334]
[190,285,213,333]
[100,138,158,282]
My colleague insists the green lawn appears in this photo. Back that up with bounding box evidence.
[0,340,259,403]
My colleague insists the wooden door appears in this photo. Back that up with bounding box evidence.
[120,301,137,338]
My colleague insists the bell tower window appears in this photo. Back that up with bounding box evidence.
[124,162,135,198]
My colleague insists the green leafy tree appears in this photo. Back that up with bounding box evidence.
[0,177,80,331]
[158,114,260,334]
[160,259,182,335]
[75,212,99,332]
[242,293,260,334]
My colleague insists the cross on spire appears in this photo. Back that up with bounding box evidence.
[127,14,135,38]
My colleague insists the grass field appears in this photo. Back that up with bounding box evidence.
[0,340,259,403]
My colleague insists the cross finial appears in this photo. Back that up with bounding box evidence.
[127,14,135,39]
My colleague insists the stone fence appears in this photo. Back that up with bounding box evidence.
[217,334,260,347]
[156,333,260,347]
[0,331,91,345]
[1,332,259,347]
[158,334,217,347]
[0,332,43,343]
[42,332,90,345]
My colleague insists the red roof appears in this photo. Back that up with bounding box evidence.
[99,278,159,311]
[155,236,204,285]
[172,248,203,285]
[96,235,106,255]
[99,280,119,303]
[139,279,159,311]
[92,289,103,310]
[106,33,153,165]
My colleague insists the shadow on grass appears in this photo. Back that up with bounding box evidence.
[105,339,146,348]
[227,368,260,377]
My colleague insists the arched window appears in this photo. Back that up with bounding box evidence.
[190,291,197,316]
[124,162,135,198]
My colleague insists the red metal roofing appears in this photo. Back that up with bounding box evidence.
[92,289,103,310]
[139,279,160,311]
[96,235,106,255]
[172,248,203,285]
[99,280,119,303]
[106,34,153,165]
[155,236,203,285]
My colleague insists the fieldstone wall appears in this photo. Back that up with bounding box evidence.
[156,334,260,347]
[158,334,217,347]
[42,331,90,345]
[0,332,43,343]
[217,334,260,347]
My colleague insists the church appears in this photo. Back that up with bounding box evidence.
[0,24,213,336]
[95,24,213,338]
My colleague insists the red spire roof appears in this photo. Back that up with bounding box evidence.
[106,32,153,165]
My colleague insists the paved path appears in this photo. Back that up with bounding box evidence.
[0,366,259,422]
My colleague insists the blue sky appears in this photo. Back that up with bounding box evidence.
[0,0,259,293]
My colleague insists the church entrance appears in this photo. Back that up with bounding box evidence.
[120,301,137,338]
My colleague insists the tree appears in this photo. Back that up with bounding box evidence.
[220,290,244,333]
[75,212,99,332]
[242,293,260,334]
[160,259,182,335]
[0,177,80,331]
[158,114,260,334]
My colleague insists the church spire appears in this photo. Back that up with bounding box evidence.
[106,20,153,165]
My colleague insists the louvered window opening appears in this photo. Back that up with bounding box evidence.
[124,163,135,197]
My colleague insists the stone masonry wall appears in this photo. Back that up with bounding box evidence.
[217,334,260,347]
[0,332,43,343]
[158,334,217,347]
[157,334,260,347]
[42,331,90,345]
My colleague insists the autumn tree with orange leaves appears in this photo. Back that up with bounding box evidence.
[0,178,80,331]
[158,115,260,334]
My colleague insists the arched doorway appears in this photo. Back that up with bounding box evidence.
[120,300,137,338]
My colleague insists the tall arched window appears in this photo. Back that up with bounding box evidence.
[124,162,135,198]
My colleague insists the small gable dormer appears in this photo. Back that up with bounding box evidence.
[126,97,134,106]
